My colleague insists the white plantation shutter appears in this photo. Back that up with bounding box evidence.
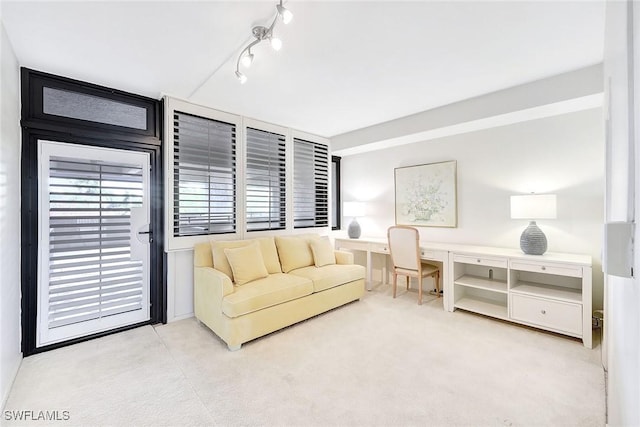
[293,138,329,228]
[166,99,333,244]
[172,111,236,236]
[246,127,286,231]
[47,157,144,328]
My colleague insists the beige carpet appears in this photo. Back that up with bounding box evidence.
[3,284,606,426]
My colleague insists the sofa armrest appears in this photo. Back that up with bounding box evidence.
[194,267,234,298]
[334,250,354,265]
[193,267,234,342]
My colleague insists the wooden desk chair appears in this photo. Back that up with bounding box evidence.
[387,225,441,305]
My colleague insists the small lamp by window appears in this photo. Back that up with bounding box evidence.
[510,194,557,255]
[343,202,365,239]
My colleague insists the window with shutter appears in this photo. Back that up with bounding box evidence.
[293,138,329,228]
[246,127,286,231]
[172,111,236,237]
[331,156,341,230]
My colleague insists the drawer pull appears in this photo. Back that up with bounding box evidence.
[541,266,546,271]
[541,310,546,315]
[477,259,481,263]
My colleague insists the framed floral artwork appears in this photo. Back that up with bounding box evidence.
[394,160,457,227]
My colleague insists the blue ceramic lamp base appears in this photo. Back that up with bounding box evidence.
[348,218,361,239]
[520,220,548,255]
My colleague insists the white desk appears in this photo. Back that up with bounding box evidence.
[334,236,593,348]
[334,236,450,306]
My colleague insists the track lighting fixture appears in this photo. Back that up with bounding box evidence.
[235,0,292,84]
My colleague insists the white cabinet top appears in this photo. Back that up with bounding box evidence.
[333,235,592,267]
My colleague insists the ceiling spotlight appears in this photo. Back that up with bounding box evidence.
[270,37,282,51]
[241,51,254,68]
[235,71,247,84]
[233,0,292,83]
[277,1,293,25]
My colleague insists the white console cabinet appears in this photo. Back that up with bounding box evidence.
[333,236,593,348]
[449,249,592,348]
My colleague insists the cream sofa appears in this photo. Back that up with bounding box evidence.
[193,235,365,350]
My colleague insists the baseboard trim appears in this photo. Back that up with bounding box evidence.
[168,313,194,323]
[1,354,23,411]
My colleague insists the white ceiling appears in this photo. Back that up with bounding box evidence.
[1,1,605,138]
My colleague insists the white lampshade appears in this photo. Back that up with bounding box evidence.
[510,194,557,219]
[343,201,365,217]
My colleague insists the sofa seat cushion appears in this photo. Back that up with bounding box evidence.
[222,273,313,318]
[288,264,365,292]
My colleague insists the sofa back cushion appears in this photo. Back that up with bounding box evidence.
[224,242,269,286]
[257,237,282,274]
[194,242,214,268]
[275,236,315,273]
[210,237,282,282]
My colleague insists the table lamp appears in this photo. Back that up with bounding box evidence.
[343,201,365,239]
[510,194,556,255]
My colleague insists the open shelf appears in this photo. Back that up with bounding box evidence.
[454,275,508,294]
[454,296,508,320]
[510,281,581,304]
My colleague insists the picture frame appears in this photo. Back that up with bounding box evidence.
[394,160,457,228]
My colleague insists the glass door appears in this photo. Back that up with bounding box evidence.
[37,140,151,347]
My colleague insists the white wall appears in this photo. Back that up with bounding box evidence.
[603,1,640,425]
[0,18,22,407]
[167,250,196,321]
[340,108,605,309]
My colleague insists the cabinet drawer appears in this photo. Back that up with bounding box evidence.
[370,243,390,254]
[336,240,369,251]
[510,294,582,336]
[420,250,438,260]
[510,260,582,278]
[453,254,507,269]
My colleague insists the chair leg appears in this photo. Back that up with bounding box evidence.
[430,273,438,297]
[406,275,409,290]
[436,271,441,297]
[418,275,423,305]
[392,272,397,298]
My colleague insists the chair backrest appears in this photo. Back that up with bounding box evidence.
[387,226,420,271]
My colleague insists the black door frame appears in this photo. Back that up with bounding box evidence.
[20,68,165,356]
